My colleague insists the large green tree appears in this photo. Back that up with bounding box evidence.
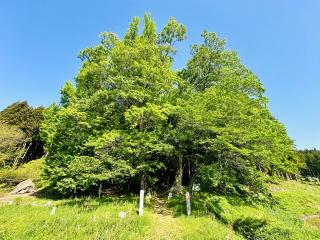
[42,14,186,194]
[41,14,298,196]
[177,31,298,195]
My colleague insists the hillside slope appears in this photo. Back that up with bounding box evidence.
[0,181,320,239]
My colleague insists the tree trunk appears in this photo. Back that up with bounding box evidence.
[188,175,194,195]
[140,174,145,190]
[13,142,29,167]
[174,153,183,194]
[187,158,193,194]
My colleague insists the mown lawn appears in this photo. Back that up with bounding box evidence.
[1,181,320,239]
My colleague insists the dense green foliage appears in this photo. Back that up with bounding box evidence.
[298,149,320,177]
[0,101,44,164]
[0,123,26,167]
[41,14,298,196]
[233,217,269,240]
[0,158,45,190]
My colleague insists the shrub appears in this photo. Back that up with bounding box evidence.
[167,191,226,222]
[0,158,45,189]
[233,217,269,240]
[233,217,292,240]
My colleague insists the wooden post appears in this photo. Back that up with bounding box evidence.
[186,191,191,216]
[139,189,144,216]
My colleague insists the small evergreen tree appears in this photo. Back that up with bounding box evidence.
[0,101,44,164]
[0,123,26,167]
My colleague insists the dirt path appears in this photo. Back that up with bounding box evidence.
[153,197,172,215]
[302,214,320,221]
[0,192,34,204]
[151,213,181,240]
[0,194,14,203]
[147,197,181,239]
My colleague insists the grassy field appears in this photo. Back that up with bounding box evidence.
[1,181,320,239]
[0,195,234,240]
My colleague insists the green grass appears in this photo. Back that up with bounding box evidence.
[0,196,237,240]
[216,181,320,239]
[1,181,320,239]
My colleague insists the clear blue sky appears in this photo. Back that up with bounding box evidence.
[0,1,319,149]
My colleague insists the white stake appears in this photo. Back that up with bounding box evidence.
[186,191,191,216]
[98,183,102,199]
[139,189,144,216]
[50,206,57,216]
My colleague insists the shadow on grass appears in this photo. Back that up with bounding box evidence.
[167,192,228,224]
[30,186,140,212]
[33,186,137,201]
[30,187,65,200]
[167,191,279,226]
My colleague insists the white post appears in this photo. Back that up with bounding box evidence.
[139,189,144,216]
[186,191,191,216]
[98,183,102,199]
[50,206,57,216]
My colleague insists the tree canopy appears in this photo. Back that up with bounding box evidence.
[41,14,298,196]
[0,101,44,164]
[0,123,26,167]
[298,149,320,177]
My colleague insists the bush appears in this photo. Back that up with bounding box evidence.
[233,217,291,240]
[167,191,226,222]
[303,176,320,185]
[233,217,269,240]
[196,163,268,198]
[0,158,45,189]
